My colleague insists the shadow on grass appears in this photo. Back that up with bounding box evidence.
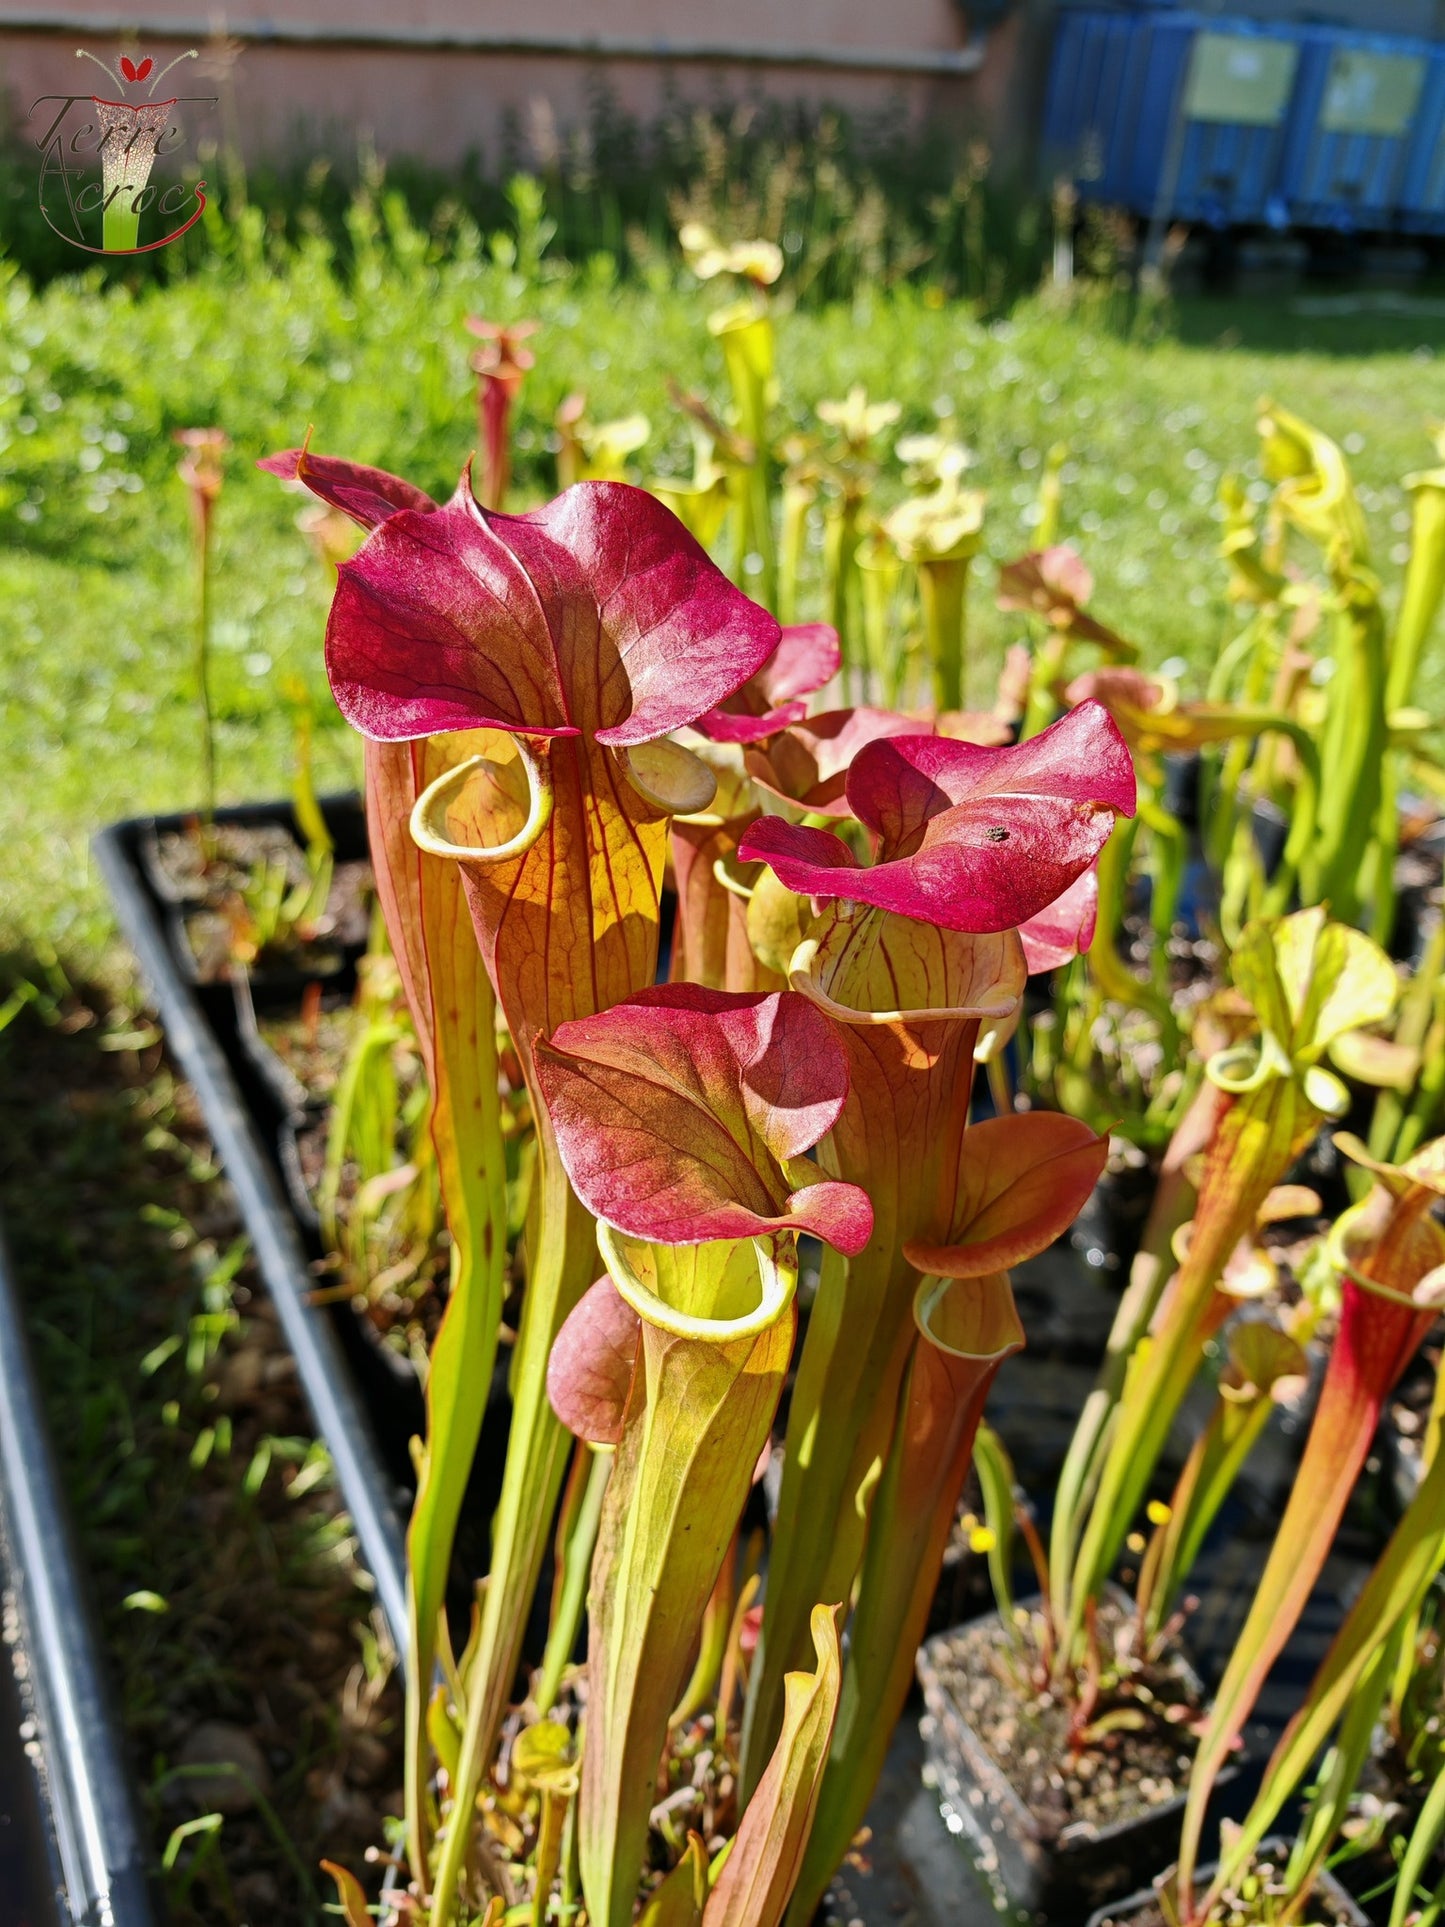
[0,949,400,1926]
[1170,289,1445,359]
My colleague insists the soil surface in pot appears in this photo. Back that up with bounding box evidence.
[152,821,305,903]
[1091,1847,1361,1926]
[1094,1896,1359,1927]
[299,1113,455,1348]
[1068,1136,1157,1283]
[182,858,371,984]
[1118,914,1222,1011]
[258,994,364,1108]
[931,1596,1203,1839]
[156,821,372,984]
[259,973,475,1352]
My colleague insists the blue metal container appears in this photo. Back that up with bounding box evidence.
[1041,7,1155,209]
[1044,8,1443,236]
[1163,17,1302,227]
[1398,41,1445,234]
[1281,25,1429,229]
[1042,10,1306,229]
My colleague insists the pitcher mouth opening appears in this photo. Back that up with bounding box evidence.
[787,901,1024,1029]
[410,736,554,865]
[914,1272,1025,1365]
[597,1223,797,1344]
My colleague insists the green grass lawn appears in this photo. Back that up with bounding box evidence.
[3,216,1444,965]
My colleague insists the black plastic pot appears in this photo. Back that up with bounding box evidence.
[1083,1839,1370,1926]
[95,799,411,1647]
[99,797,576,1677]
[0,1219,161,1927]
[137,811,370,1001]
[1161,755,1201,834]
[1005,1241,1120,1369]
[916,1595,1251,1927]
[1250,798,1290,879]
[1387,808,1444,971]
[229,969,317,1124]
[815,1715,1000,1926]
[1068,1153,1158,1289]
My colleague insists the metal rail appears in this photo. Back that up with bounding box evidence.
[0,10,988,77]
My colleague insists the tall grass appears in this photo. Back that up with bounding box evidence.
[0,81,1048,307]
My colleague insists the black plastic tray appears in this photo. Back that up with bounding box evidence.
[0,1219,160,1927]
[94,799,410,1645]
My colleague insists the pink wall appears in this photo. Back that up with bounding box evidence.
[0,4,1038,174]
[2,0,976,56]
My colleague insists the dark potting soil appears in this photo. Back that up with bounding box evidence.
[182,857,372,985]
[929,1598,1203,1840]
[1118,914,1222,1009]
[290,1108,455,1353]
[1069,1136,1156,1281]
[0,1620,58,1927]
[183,911,344,986]
[155,816,374,985]
[317,859,373,953]
[1092,1899,1358,1927]
[292,1113,328,1201]
[152,822,307,903]
[257,996,364,1108]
